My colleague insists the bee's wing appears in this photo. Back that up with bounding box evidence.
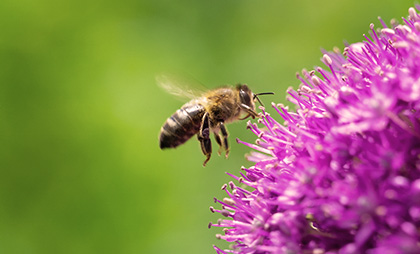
[156,74,207,100]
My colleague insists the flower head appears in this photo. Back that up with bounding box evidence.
[209,6,420,254]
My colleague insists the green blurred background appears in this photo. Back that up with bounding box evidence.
[0,0,413,253]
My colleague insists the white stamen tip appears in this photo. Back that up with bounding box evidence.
[381,28,395,35]
[409,7,418,20]
[311,76,321,86]
[393,41,409,49]
[323,54,332,65]
[414,22,420,32]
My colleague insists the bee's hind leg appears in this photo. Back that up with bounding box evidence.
[214,132,223,156]
[198,112,212,166]
[219,122,229,158]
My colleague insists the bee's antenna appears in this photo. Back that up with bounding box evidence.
[253,92,274,106]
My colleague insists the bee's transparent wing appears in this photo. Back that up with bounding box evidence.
[156,73,207,100]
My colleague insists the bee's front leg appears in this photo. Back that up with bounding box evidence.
[239,104,259,119]
[198,112,212,166]
[239,113,251,120]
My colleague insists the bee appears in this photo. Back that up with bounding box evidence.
[158,76,273,166]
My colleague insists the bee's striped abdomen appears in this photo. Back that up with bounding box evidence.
[159,103,205,149]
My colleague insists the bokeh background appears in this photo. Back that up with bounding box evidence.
[0,0,414,253]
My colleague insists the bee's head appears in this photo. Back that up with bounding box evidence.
[237,84,274,108]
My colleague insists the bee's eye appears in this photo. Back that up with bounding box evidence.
[239,86,252,106]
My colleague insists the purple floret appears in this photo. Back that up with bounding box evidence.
[210,6,420,254]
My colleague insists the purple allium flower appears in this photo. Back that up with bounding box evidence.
[209,6,420,254]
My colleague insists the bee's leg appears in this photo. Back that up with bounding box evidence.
[239,113,251,120]
[198,112,212,166]
[240,104,259,119]
[214,132,223,156]
[219,122,229,158]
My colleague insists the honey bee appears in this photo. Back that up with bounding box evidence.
[158,76,273,166]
